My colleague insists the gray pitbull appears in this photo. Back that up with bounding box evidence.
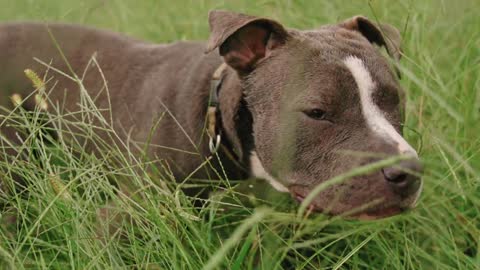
[0,10,422,219]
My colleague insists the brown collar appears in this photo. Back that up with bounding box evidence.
[206,63,249,173]
[206,63,243,164]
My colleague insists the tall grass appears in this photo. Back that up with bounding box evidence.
[0,0,479,269]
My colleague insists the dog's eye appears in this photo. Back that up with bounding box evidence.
[303,109,327,120]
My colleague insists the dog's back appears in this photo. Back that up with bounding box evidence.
[0,23,136,107]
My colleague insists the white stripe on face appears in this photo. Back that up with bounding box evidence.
[343,56,417,157]
[250,151,289,192]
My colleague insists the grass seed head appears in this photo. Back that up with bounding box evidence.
[10,93,23,107]
[24,69,45,93]
[49,173,73,202]
[34,94,49,111]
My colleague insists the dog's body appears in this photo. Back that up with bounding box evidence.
[0,23,239,180]
[0,11,423,219]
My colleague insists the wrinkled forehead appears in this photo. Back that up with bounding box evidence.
[300,26,399,84]
[248,27,402,105]
[278,28,401,102]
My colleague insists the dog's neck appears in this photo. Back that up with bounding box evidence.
[213,65,289,191]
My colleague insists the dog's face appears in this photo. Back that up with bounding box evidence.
[207,11,422,219]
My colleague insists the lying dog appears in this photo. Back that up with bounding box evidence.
[0,10,422,219]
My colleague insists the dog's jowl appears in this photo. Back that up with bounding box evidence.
[0,10,422,219]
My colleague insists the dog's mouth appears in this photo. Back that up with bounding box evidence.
[292,191,407,220]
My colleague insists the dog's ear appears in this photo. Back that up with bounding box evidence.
[206,10,289,73]
[340,16,402,61]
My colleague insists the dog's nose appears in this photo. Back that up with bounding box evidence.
[382,159,422,197]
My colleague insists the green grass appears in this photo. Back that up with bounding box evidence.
[0,0,479,269]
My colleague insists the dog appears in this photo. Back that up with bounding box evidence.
[0,10,422,219]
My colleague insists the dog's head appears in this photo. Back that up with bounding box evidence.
[206,10,422,219]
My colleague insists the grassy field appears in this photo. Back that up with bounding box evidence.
[0,0,479,269]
